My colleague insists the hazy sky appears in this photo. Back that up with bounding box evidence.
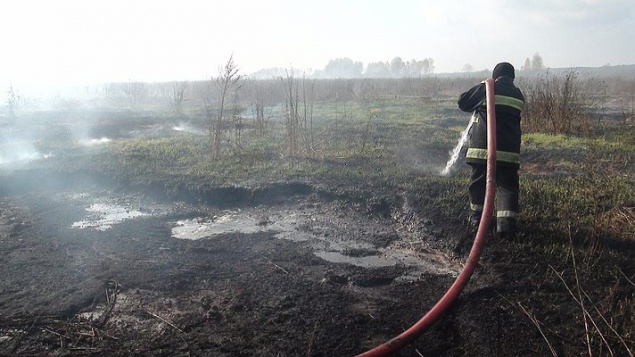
[2,0,634,89]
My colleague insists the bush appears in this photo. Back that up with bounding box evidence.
[520,70,606,135]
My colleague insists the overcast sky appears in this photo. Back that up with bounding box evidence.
[1,0,634,89]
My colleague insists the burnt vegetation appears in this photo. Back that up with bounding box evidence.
[1,64,634,356]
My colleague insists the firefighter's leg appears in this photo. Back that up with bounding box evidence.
[467,163,486,227]
[496,166,519,238]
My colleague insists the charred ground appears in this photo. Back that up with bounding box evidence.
[1,102,634,356]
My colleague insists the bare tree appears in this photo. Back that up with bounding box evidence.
[171,81,189,115]
[208,55,242,160]
[300,75,316,156]
[229,89,245,155]
[365,61,391,78]
[421,58,435,75]
[282,70,300,158]
[122,81,148,108]
[6,85,20,118]
[249,79,267,136]
[255,94,266,136]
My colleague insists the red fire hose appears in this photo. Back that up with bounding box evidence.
[356,78,498,357]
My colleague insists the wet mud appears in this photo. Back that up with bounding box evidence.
[0,171,479,356]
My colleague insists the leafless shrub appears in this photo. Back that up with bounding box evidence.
[282,70,300,158]
[249,79,268,137]
[229,89,245,156]
[300,75,316,157]
[206,55,242,160]
[6,85,21,118]
[171,81,189,115]
[521,70,606,135]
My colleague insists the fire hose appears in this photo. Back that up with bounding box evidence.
[356,78,498,357]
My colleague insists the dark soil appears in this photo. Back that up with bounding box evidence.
[0,169,446,355]
[0,168,557,357]
[1,116,633,356]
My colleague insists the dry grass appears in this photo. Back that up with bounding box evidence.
[597,206,635,240]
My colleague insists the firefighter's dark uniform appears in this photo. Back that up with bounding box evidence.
[457,62,525,237]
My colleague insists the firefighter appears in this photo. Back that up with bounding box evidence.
[457,62,525,239]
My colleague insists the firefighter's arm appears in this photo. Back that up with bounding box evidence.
[457,83,486,112]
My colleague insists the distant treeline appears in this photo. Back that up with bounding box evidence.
[250,57,436,79]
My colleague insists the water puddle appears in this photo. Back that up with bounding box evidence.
[72,203,148,231]
[172,211,313,242]
[313,251,395,267]
[170,208,460,276]
[66,191,459,277]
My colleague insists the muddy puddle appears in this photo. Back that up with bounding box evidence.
[171,209,460,277]
[66,190,460,279]
[71,203,148,230]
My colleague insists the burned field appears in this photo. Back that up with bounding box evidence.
[1,100,634,357]
[0,170,465,356]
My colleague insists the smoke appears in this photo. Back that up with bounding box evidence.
[78,137,112,146]
[0,128,51,167]
[172,122,205,135]
[394,142,446,174]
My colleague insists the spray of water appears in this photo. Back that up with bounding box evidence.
[440,114,475,176]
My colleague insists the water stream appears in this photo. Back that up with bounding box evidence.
[440,114,475,176]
